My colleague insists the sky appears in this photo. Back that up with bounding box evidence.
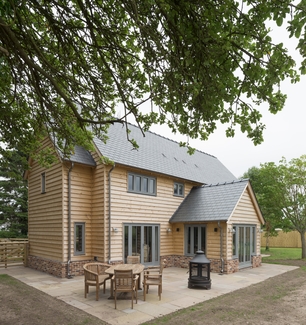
[146,24,306,179]
[149,73,306,179]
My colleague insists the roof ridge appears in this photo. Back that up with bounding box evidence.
[125,121,217,159]
[203,178,249,188]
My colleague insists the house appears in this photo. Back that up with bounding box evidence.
[24,123,264,278]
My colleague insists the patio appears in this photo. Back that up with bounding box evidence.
[0,264,298,325]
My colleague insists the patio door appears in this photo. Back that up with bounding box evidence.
[234,225,256,268]
[124,224,160,266]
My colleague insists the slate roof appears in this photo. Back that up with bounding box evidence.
[62,145,96,166]
[169,179,249,223]
[93,123,237,185]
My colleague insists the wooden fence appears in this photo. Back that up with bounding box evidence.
[261,231,301,248]
[0,239,29,268]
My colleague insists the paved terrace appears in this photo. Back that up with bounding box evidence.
[0,264,297,325]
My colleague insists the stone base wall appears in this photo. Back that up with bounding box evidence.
[28,254,262,278]
[161,255,258,274]
[252,255,262,268]
[27,256,95,278]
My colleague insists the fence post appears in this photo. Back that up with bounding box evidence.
[23,242,29,267]
[4,244,7,269]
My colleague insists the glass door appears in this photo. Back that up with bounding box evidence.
[124,224,159,266]
[236,225,255,268]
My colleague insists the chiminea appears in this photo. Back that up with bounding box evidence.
[188,250,211,289]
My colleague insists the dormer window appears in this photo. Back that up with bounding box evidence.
[174,182,184,197]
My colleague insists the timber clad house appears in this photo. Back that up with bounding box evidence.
[24,123,264,278]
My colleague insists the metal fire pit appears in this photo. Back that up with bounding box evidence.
[188,250,211,289]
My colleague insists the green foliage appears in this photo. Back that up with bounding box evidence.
[0,148,28,237]
[0,1,305,160]
[245,155,306,258]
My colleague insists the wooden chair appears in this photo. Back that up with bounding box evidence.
[127,255,141,289]
[127,255,140,264]
[83,262,111,301]
[113,269,139,309]
[143,263,164,301]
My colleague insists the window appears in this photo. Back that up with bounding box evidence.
[185,225,206,255]
[74,222,85,255]
[41,172,46,193]
[124,223,160,265]
[174,182,184,196]
[128,173,156,195]
[232,225,256,266]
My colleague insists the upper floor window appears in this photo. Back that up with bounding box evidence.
[128,173,156,195]
[174,182,184,197]
[41,172,46,193]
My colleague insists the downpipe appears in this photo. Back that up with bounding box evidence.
[67,162,74,279]
[108,163,115,264]
[218,221,224,274]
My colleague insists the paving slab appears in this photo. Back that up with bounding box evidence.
[0,263,298,325]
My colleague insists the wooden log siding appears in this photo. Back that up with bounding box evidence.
[108,166,195,260]
[63,164,94,262]
[27,137,64,261]
[227,189,262,259]
[91,153,107,262]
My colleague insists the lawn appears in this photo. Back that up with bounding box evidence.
[261,247,302,260]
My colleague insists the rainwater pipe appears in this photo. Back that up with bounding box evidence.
[108,163,115,264]
[67,162,74,279]
[218,221,224,274]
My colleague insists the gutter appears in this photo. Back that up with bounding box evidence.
[67,162,74,279]
[108,163,115,264]
[218,221,224,274]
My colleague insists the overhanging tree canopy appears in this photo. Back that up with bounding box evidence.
[0,0,305,158]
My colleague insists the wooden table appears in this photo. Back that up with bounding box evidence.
[105,264,145,298]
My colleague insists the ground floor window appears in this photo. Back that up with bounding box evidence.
[74,222,85,255]
[123,224,159,266]
[185,225,206,256]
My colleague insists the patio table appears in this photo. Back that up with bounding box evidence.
[105,263,144,298]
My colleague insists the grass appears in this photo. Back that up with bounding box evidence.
[261,247,302,260]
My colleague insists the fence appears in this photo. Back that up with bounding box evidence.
[261,231,301,248]
[0,239,29,268]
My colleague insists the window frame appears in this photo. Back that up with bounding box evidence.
[184,224,206,256]
[74,222,85,255]
[232,224,256,259]
[41,172,46,194]
[173,182,184,197]
[127,172,156,196]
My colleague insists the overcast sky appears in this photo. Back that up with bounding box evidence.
[149,74,305,179]
[147,23,306,179]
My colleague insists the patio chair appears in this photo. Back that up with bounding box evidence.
[113,269,139,309]
[143,263,164,301]
[83,262,111,301]
[127,255,140,264]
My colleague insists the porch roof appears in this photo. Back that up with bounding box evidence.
[169,179,249,223]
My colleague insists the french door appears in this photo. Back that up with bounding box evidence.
[124,224,160,266]
[234,225,256,268]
